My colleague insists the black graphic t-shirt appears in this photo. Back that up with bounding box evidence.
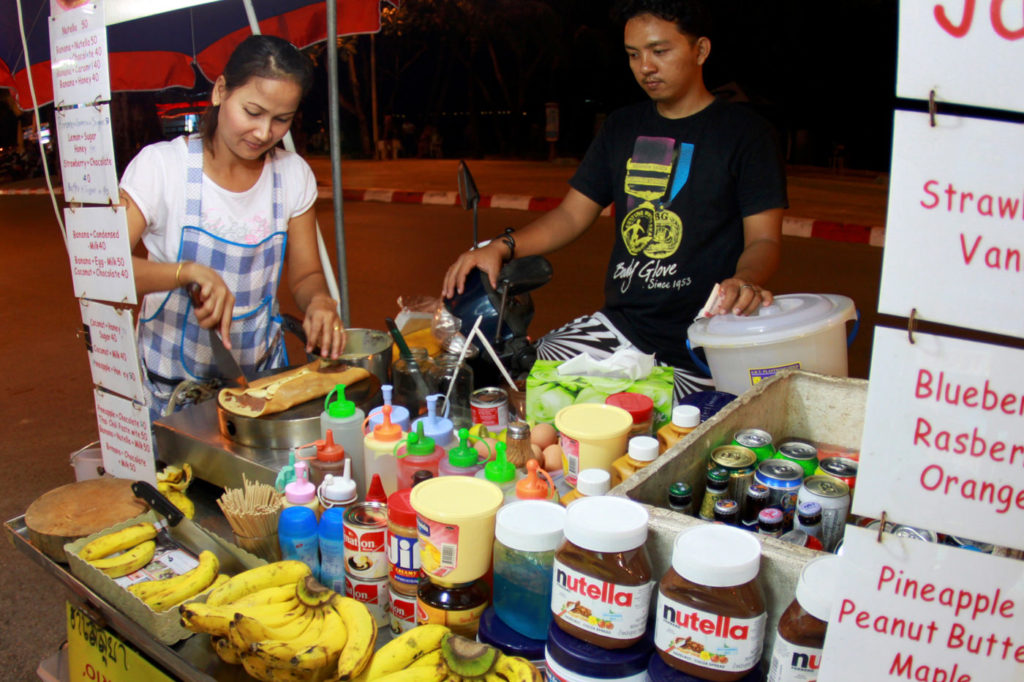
[570,98,787,370]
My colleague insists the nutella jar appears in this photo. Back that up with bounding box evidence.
[654,525,766,681]
[552,496,654,649]
[767,555,841,682]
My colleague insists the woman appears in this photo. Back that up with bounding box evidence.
[120,35,344,419]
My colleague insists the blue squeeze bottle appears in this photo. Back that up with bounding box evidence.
[278,506,320,580]
[318,507,346,593]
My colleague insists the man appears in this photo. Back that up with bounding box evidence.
[442,0,787,400]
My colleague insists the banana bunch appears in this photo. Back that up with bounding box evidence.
[179,561,377,682]
[79,522,159,578]
[157,463,195,518]
[355,626,541,682]
[127,550,226,612]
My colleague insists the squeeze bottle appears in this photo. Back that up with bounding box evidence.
[318,459,358,510]
[321,384,367,498]
[363,405,405,497]
[283,461,321,520]
[559,468,611,506]
[611,436,660,487]
[509,460,558,503]
[474,442,524,497]
[656,404,701,454]
[318,507,345,593]
[306,430,347,488]
[366,385,411,433]
[438,428,484,477]
[411,394,455,450]
[278,506,319,580]
[395,422,445,490]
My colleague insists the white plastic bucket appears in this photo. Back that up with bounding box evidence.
[70,442,104,481]
[687,294,857,396]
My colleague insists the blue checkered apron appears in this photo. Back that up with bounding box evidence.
[137,136,288,417]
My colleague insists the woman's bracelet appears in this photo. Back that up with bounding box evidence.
[175,261,185,287]
[499,227,516,261]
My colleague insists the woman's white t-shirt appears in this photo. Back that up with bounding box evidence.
[120,136,317,262]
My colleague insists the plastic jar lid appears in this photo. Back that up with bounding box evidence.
[628,436,659,462]
[576,469,611,496]
[605,392,654,423]
[477,607,545,661]
[795,555,842,621]
[670,524,761,587]
[495,500,566,552]
[671,404,701,428]
[556,404,634,441]
[564,496,648,552]
[546,621,652,679]
[387,488,416,528]
[647,653,762,681]
[687,293,856,349]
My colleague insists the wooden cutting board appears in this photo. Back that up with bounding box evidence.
[24,478,149,563]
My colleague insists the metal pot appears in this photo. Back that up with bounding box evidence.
[337,328,393,384]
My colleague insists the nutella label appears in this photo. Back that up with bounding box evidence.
[654,592,766,674]
[767,636,823,682]
[551,559,654,640]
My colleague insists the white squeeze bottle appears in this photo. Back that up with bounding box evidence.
[363,404,405,497]
[321,384,366,498]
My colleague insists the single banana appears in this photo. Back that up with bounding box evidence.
[492,655,542,682]
[230,584,298,608]
[335,597,377,680]
[373,665,448,682]
[79,523,157,561]
[357,624,450,680]
[211,635,242,665]
[86,540,156,578]
[206,560,311,607]
[145,550,220,612]
[163,490,195,519]
[408,649,444,669]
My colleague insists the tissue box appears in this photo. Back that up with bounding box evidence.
[525,359,674,428]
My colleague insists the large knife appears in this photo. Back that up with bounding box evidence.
[186,282,248,388]
[131,481,256,574]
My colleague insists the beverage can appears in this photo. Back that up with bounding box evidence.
[797,475,851,552]
[815,456,858,491]
[343,502,389,580]
[753,459,804,525]
[709,445,757,503]
[470,387,510,430]
[732,428,775,461]
[892,525,938,543]
[774,439,819,478]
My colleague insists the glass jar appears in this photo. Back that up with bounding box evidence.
[392,347,437,417]
[429,354,474,431]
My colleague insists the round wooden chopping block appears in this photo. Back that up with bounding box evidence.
[24,478,149,563]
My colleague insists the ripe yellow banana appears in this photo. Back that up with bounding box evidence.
[145,550,220,612]
[357,624,450,680]
[408,649,444,669]
[373,665,448,682]
[229,606,316,649]
[206,560,311,607]
[335,597,377,680]
[291,604,349,674]
[86,540,156,578]
[492,655,542,682]
[79,523,157,561]
[181,597,304,637]
[211,635,242,665]
[163,490,195,519]
[230,584,298,608]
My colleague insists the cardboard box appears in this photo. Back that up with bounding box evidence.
[65,510,265,645]
[614,370,868,671]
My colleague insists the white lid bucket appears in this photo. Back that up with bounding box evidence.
[687,293,857,395]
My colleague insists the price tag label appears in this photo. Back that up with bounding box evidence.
[855,326,1024,550]
[94,389,155,484]
[819,526,1024,681]
[56,103,118,204]
[66,206,137,305]
[49,3,111,106]
[79,299,144,402]
[66,602,174,682]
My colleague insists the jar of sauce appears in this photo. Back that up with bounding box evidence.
[416,576,489,638]
[767,555,840,682]
[654,525,766,681]
[551,496,654,649]
[605,392,655,438]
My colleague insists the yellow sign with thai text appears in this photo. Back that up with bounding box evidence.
[66,602,174,682]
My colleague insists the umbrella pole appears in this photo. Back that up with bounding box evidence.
[325,0,351,327]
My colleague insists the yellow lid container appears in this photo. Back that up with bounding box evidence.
[554,403,634,488]
[410,476,505,584]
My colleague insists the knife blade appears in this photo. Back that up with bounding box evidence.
[131,481,256,575]
[186,282,248,388]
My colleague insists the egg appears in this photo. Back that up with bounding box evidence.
[542,443,564,472]
[531,422,558,450]
[474,437,499,461]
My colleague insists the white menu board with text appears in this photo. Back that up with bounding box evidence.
[79,299,144,403]
[66,206,136,304]
[878,110,1024,339]
[898,0,1024,112]
[94,389,155,484]
[49,3,110,107]
[56,103,118,204]
[819,526,1024,682]
[855,326,1024,550]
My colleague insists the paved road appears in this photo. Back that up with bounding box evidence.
[0,160,886,678]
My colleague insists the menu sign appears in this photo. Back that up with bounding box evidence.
[819,526,1024,681]
[877,111,1024,339]
[79,299,144,402]
[49,3,110,106]
[898,0,1024,112]
[66,206,136,304]
[94,389,155,484]
[56,104,118,204]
